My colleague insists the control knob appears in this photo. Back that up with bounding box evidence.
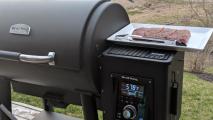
[122,105,137,119]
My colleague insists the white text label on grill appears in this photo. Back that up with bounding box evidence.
[9,24,31,36]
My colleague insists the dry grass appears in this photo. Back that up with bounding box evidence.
[113,0,147,8]
[127,2,203,26]
[114,0,212,26]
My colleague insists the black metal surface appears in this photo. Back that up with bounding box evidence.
[0,51,20,61]
[0,78,11,120]
[12,81,82,108]
[0,0,130,96]
[80,95,98,120]
[0,1,186,120]
[83,1,130,93]
[43,99,54,112]
[0,0,103,70]
[106,46,172,62]
[101,45,184,120]
[111,73,153,120]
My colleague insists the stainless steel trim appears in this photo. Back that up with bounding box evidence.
[108,23,213,51]
[115,34,177,46]
[19,52,55,66]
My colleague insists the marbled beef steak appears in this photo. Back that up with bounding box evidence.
[132,27,191,44]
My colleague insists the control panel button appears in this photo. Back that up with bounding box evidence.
[123,110,131,119]
[117,113,122,119]
[122,105,137,119]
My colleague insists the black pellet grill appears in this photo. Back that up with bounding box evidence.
[0,1,212,120]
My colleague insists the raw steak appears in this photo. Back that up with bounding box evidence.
[132,27,191,44]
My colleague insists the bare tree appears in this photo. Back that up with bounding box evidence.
[188,0,213,27]
[186,0,213,73]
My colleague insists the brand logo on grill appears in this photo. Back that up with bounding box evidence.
[10,24,31,35]
[121,76,139,81]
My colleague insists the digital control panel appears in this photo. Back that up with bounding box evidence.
[121,83,144,99]
[114,74,152,120]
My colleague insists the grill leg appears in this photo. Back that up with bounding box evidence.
[80,94,98,120]
[43,99,54,112]
[0,78,11,120]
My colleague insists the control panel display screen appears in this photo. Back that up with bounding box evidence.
[121,82,144,98]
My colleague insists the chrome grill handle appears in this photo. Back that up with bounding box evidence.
[19,52,55,66]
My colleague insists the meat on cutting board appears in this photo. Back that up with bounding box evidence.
[132,27,191,44]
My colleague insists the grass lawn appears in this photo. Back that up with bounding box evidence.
[205,67,213,74]
[180,73,213,120]
[12,72,213,120]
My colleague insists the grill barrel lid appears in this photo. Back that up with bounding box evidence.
[0,0,104,70]
[0,0,130,94]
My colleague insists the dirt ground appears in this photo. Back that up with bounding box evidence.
[196,73,213,82]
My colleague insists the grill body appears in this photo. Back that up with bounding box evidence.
[101,46,184,120]
[0,1,187,120]
[0,0,130,97]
